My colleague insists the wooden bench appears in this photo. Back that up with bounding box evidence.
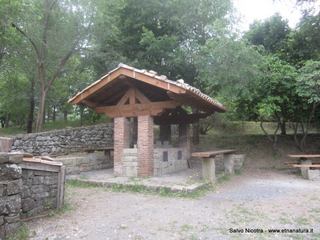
[192,149,236,183]
[288,154,320,179]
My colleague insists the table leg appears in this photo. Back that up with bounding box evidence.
[202,157,216,183]
[224,154,234,174]
[301,159,312,179]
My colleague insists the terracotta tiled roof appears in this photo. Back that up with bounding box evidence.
[69,63,226,112]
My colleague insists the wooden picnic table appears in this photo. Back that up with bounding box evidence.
[192,149,236,183]
[191,149,236,158]
[287,154,320,179]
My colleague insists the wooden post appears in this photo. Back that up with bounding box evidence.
[57,166,66,209]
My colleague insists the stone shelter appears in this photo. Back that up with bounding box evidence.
[69,63,226,177]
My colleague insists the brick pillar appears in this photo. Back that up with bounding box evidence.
[159,124,171,143]
[137,115,154,176]
[179,124,191,159]
[113,117,130,176]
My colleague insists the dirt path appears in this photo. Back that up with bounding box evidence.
[27,170,320,240]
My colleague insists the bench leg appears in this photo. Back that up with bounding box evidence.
[301,160,312,179]
[224,155,234,174]
[202,157,215,183]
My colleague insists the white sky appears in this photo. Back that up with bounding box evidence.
[233,0,320,32]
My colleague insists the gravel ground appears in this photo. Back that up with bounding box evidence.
[27,169,320,240]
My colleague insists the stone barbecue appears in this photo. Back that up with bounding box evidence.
[69,64,226,177]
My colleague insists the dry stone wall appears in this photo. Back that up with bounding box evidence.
[0,153,65,239]
[11,123,113,156]
[0,153,23,239]
[21,169,59,218]
[55,151,113,175]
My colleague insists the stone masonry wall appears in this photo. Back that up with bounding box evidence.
[21,169,59,218]
[0,152,65,239]
[55,151,113,175]
[153,146,188,176]
[0,153,23,239]
[11,123,113,156]
[122,148,138,177]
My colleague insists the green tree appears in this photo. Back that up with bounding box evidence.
[234,56,297,142]
[286,13,320,66]
[12,0,92,131]
[295,60,320,149]
[245,14,291,57]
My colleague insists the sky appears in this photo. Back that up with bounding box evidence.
[233,0,320,32]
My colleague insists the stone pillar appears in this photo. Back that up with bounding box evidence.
[137,115,154,176]
[202,158,215,183]
[179,124,191,159]
[300,159,312,179]
[224,154,234,174]
[113,117,130,176]
[159,124,171,144]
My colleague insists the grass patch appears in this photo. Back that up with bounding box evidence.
[67,179,100,188]
[180,224,193,232]
[66,179,214,199]
[217,174,230,183]
[48,201,74,217]
[6,224,29,240]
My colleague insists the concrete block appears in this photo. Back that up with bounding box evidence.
[202,158,216,183]
[224,155,234,174]
[300,160,312,179]
[307,169,320,181]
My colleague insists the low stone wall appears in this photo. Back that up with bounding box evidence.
[21,170,58,218]
[0,137,13,152]
[307,169,320,181]
[122,149,138,177]
[0,153,65,239]
[10,123,113,156]
[55,151,113,175]
[0,154,23,239]
[154,147,188,176]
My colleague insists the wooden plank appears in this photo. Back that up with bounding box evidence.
[20,162,61,172]
[288,154,320,158]
[82,99,97,108]
[120,68,186,94]
[57,166,66,209]
[23,157,63,166]
[292,164,320,168]
[192,149,236,158]
[104,108,165,118]
[70,69,123,104]
[96,100,181,116]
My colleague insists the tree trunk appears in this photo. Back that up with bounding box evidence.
[79,105,84,126]
[26,78,35,133]
[52,105,56,122]
[4,113,10,128]
[63,110,68,122]
[35,88,47,132]
[280,121,286,135]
